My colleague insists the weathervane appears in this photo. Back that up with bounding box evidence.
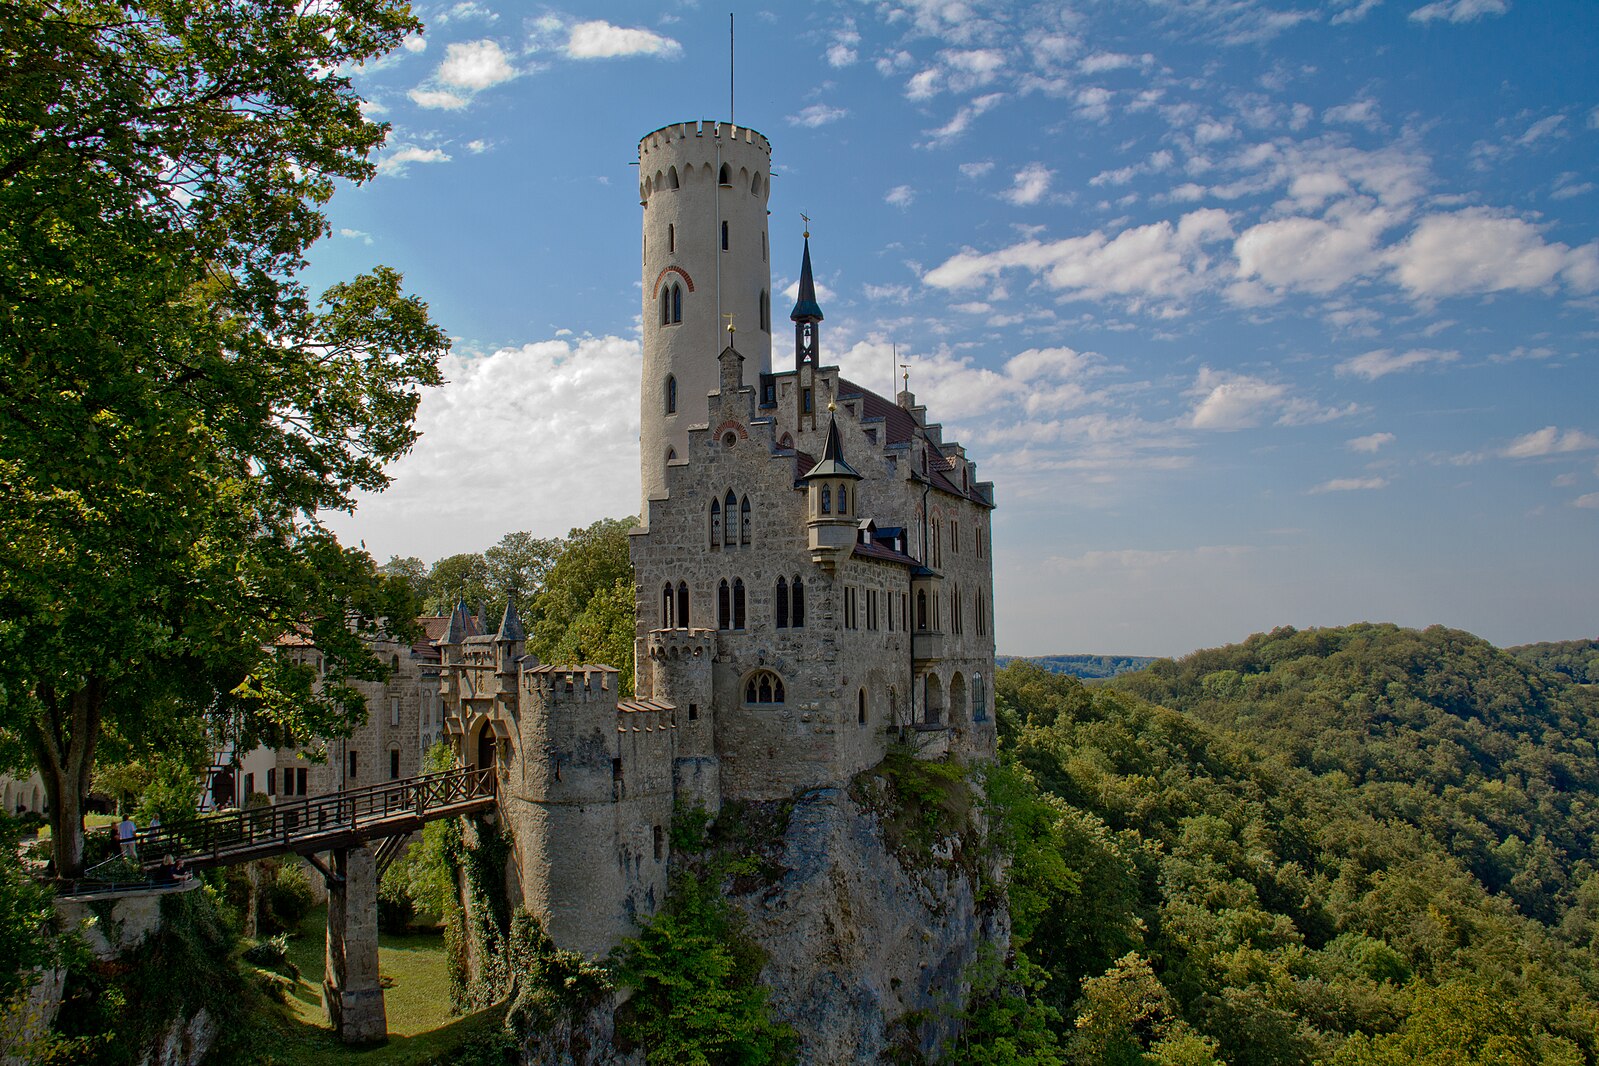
[800,211,811,239]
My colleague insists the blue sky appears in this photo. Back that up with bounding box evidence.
[312,0,1598,657]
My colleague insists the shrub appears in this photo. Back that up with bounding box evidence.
[261,862,315,934]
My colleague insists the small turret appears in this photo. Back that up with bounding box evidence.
[495,599,526,673]
[791,231,823,430]
[803,414,862,570]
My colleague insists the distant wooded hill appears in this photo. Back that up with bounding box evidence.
[985,622,1599,1065]
[995,653,1157,678]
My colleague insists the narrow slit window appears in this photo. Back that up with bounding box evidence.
[776,577,789,628]
[721,220,729,250]
[677,582,690,629]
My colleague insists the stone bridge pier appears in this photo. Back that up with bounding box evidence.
[322,843,387,1044]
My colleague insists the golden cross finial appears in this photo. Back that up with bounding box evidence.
[900,363,911,392]
[722,312,737,335]
[800,211,811,239]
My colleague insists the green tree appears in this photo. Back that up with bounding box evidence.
[485,530,559,618]
[531,518,636,694]
[615,872,795,1064]
[424,552,493,616]
[0,0,444,875]
[1334,981,1583,1066]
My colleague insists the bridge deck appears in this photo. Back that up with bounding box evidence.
[119,766,496,871]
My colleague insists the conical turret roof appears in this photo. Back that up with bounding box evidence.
[790,235,824,322]
[803,415,862,480]
[496,598,525,643]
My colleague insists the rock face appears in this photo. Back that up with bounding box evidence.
[731,785,1009,1063]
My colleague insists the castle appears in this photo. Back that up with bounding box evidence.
[422,121,1000,957]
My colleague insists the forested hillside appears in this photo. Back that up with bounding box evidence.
[1509,638,1599,685]
[982,623,1599,1065]
[995,654,1157,679]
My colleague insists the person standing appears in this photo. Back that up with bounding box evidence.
[117,813,138,861]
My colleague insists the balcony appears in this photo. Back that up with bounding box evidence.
[912,629,944,665]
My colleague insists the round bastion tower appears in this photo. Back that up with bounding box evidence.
[638,121,773,517]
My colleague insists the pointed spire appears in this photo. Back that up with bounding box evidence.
[803,414,862,480]
[444,599,470,643]
[790,234,824,323]
[496,598,525,643]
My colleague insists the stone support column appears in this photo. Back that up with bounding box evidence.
[323,844,387,1044]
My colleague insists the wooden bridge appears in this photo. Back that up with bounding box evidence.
[88,764,498,1046]
[127,765,497,875]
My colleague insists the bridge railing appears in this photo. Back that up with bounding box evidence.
[101,765,495,867]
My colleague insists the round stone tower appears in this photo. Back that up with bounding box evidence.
[637,121,773,516]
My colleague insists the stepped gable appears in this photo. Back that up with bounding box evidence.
[838,377,992,506]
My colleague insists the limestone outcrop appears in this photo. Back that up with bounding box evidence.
[730,783,1009,1063]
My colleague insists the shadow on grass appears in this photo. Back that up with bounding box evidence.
[252,903,510,1065]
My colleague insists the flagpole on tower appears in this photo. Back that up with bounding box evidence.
[729,13,735,124]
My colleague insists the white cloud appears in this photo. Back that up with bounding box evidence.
[959,161,995,178]
[885,185,916,208]
[402,34,427,53]
[789,104,848,128]
[466,139,490,153]
[1575,493,1599,510]
[1186,367,1289,430]
[435,1,498,24]
[1309,476,1389,493]
[438,39,516,89]
[327,336,642,559]
[924,209,1234,314]
[920,93,1004,148]
[1348,432,1396,452]
[565,21,681,59]
[826,22,860,67]
[408,88,469,110]
[1518,114,1566,145]
[1389,209,1599,297]
[338,228,373,245]
[1410,0,1509,23]
[1079,52,1151,73]
[1075,87,1113,122]
[377,146,451,175]
[1336,347,1459,380]
[1324,98,1382,129]
[1502,426,1599,459]
[1233,201,1396,295]
[1002,162,1053,206]
[1331,0,1384,23]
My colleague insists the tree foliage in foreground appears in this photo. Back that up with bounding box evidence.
[978,625,1599,1065]
[0,0,445,875]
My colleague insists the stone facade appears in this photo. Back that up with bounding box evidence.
[269,625,447,802]
[433,120,999,960]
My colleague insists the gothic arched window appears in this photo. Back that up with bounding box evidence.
[837,485,847,514]
[743,670,785,704]
[776,577,789,628]
[672,283,683,323]
[668,166,680,189]
[719,163,731,187]
[661,584,674,628]
[820,486,831,514]
[740,496,751,545]
[733,578,746,630]
[917,589,928,631]
[709,499,722,548]
[665,374,677,414]
[717,579,731,630]
[724,490,738,548]
[792,576,805,628]
[660,287,670,325]
[677,582,690,629]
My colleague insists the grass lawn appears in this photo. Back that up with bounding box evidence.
[250,905,508,1065]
